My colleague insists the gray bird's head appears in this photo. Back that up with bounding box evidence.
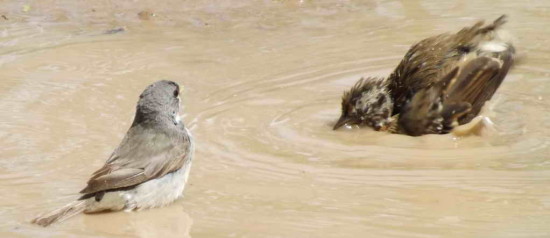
[334,77,393,131]
[133,80,183,126]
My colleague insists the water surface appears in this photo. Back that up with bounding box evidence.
[1,0,550,237]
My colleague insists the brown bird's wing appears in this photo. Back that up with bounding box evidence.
[80,125,192,195]
[387,34,456,115]
[396,54,511,136]
[396,68,460,136]
[388,15,509,115]
[443,54,511,125]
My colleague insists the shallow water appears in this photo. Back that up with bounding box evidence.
[1,0,550,237]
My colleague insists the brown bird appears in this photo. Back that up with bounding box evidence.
[334,15,514,136]
[32,80,194,226]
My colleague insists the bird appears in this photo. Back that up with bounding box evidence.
[334,15,514,136]
[32,80,194,227]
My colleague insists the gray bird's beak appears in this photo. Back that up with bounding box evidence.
[333,116,351,130]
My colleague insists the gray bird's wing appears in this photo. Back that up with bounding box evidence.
[80,125,192,195]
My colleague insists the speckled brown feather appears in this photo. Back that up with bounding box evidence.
[335,77,392,130]
[340,77,388,111]
[397,53,512,136]
[445,56,504,124]
[335,15,513,134]
[387,15,511,116]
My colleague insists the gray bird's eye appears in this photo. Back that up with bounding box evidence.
[173,89,179,97]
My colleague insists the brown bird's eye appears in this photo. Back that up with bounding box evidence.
[173,89,179,97]
[377,94,386,105]
[431,102,439,111]
[382,108,390,118]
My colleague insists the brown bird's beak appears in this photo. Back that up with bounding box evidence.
[333,116,351,130]
[372,123,385,131]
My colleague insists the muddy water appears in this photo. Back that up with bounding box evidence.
[1,0,550,237]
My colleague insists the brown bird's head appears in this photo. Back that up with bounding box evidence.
[334,77,393,131]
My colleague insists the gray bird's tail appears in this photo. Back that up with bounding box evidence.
[31,200,86,227]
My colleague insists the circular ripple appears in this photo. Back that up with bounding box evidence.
[194,57,550,182]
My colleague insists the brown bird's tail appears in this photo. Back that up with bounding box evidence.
[480,15,507,32]
[31,200,86,227]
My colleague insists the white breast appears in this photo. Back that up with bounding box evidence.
[130,129,194,210]
[130,159,193,210]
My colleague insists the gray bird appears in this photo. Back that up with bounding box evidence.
[334,15,514,136]
[32,80,194,227]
